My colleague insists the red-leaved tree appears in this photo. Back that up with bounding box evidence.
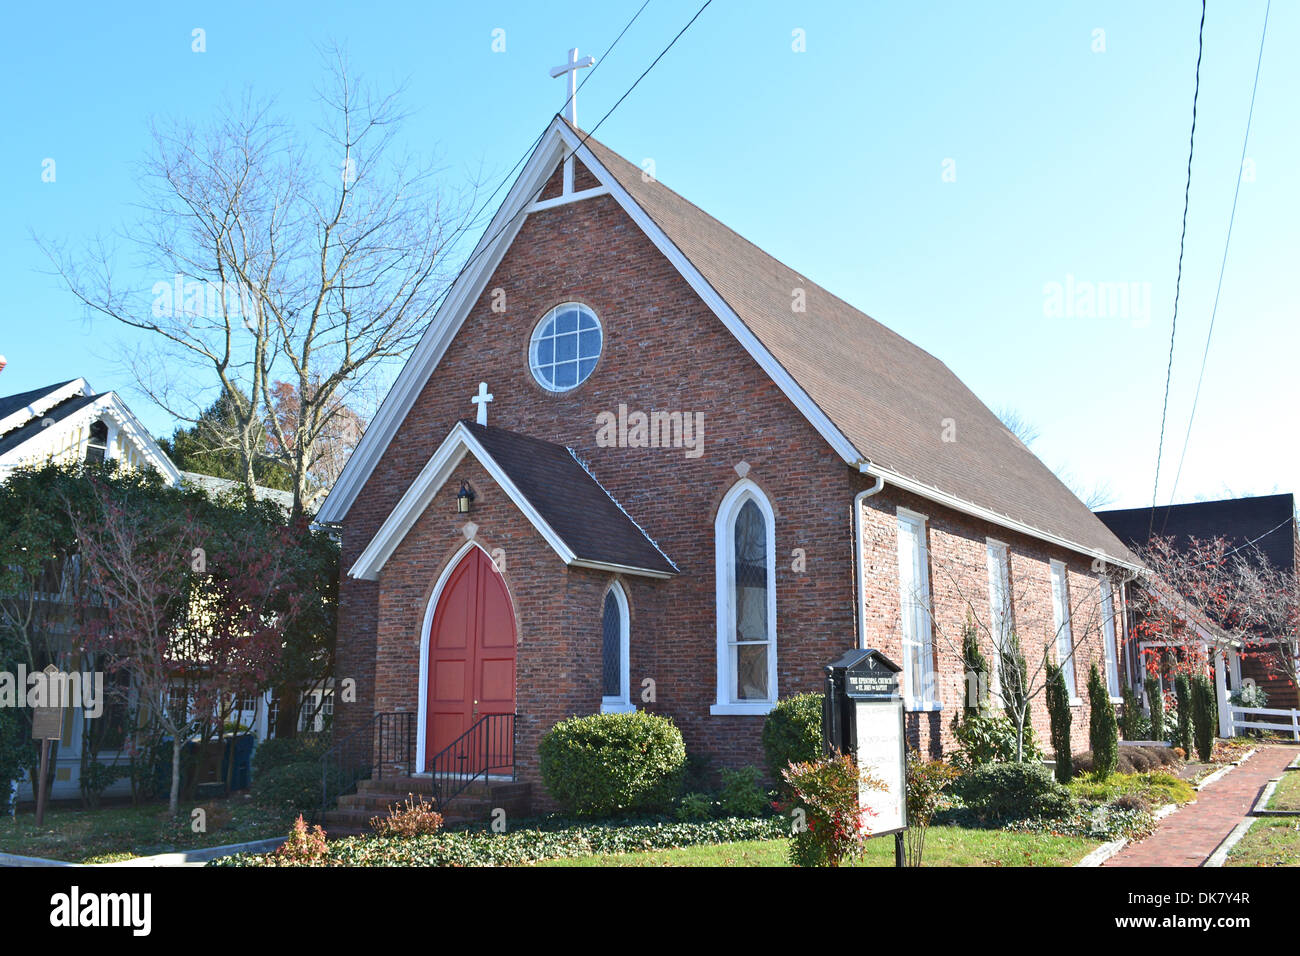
[71,479,302,814]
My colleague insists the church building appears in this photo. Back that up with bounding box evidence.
[317,113,1139,807]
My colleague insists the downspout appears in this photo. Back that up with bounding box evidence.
[852,467,886,649]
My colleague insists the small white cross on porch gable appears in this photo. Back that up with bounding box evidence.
[549,47,596,128]
[471,381,494,426]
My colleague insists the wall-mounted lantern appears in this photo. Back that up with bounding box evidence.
[456,481,476,514]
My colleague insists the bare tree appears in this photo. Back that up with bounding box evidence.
[996,406,1039,448]
[40,45,473,517]
[908,540,1125,761]
[1231,552,1300,709]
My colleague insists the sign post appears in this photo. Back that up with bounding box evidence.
[824,649,907,866]
[31,665,64,827]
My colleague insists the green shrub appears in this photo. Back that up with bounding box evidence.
[1174,674,1193,754]
[1144,676,1164,743]
[952,711,1041,769]
[252,734,329,779]
[1230,683,1269,709]
[954,762,1074,821]
[1120,684,1145,740]
[718,766,768,818]
[675,792,713,821]
[252,761,321,813]
[761,693,823,788]
[1192,675,1215,762]
[1045,663,1073,783]
[538,711,686,817]
[960,612,991,715]
[1088,664,1119,779]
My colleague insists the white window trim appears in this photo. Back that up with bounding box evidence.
[601,582,634,714]
[985,538,1011,701]
[711,479,778,716]
[528,302,602,393]
[898,509,940,711]
[1100,578,1123,703]
[1050,560,1081,705]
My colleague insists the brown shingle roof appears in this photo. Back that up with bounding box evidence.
[464,421,676,576]
[576,127,1136,565]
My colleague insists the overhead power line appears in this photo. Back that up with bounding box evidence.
[1164,0,1272,521]
[421,0,711,326]
[1149,0,1208,538]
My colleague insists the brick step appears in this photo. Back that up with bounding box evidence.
[321,798,529,836]
[355,777,529,800]
[337,791,531,815]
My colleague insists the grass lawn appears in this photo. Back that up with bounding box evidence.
[1267,771,1300,812]
[1225,818,1300,867]
[0,795,296,863]
[535,826,1101,868]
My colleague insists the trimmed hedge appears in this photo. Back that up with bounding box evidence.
[1088,663,1119,778]
[252,761,320,813]
[1144,676,1165,744]
[252,734,329,779]
[211,816,788,867]
[1045,663,1073,783]
[1192,675,1215,761]
[954,762,1074,821]
[761,693,823,786]
[539,711,686,816]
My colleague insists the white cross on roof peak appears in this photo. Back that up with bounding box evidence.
[549,47,596,128]
[471,381,493,426]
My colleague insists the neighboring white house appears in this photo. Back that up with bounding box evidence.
[0,377,297,804]
[0,378,181,483]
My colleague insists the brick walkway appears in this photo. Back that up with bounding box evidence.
[1104,745,1300,867]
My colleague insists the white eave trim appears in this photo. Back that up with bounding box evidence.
[0,378,92,438]
[318,128,572,524]
[348,422,671,581]
[859,461,1143,574]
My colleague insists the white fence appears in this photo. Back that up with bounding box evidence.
[1230,706,1300,740]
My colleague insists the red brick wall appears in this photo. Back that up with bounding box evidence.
[335,181,1122,788]
[856,482,1117,758]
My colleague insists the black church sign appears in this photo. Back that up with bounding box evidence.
[840,650,901,701]
[824,648,907,855]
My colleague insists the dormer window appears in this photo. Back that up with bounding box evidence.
[529,303,602,392]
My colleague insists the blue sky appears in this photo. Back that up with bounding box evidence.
[2,1,1295,509]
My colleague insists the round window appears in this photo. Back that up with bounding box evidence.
[529,303,603,392]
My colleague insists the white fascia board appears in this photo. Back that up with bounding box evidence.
[318,123,573,525]
[0,378,91,438]
[569,558,674,580]
[97,392,183,483]
[349,422,578,581]
[860,462,1144,574]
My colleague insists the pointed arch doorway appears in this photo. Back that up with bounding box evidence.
[419,543,517,775]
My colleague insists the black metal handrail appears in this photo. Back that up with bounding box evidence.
[428,712,515,811]
[316,711,414,821]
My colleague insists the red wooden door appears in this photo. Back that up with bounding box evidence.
[426,547,516,774]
